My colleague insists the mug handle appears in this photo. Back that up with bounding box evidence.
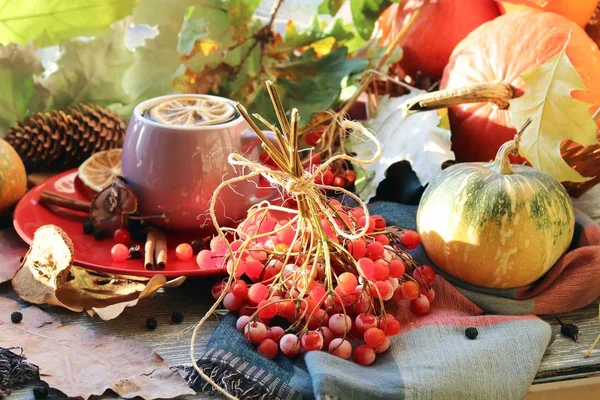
[240,129,280,204]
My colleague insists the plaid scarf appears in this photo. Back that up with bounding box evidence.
[188,202,600,400]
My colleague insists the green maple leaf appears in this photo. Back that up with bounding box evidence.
[509,37,600,183]
[0,43,50,132]
[177,6,210,56]
[350,0,399,40]
[318,0,345,16]
[0,0,137,47]
[46,22,134,110]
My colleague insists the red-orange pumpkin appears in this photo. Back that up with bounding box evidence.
[496,0,598,27]
[377,0,500,80]
[0,138,26,214]
[441,11,600,163]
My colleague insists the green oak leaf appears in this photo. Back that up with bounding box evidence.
[0,43,50,132]
[0,0,137,47]
[350,0,398,40]
[271,17,355,55]
[177,6,210,56]
[46,22,134,110]
[318,0,345,16]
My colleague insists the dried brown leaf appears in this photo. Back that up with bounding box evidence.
[45,270,185,320]
[0,297,195,399]
[0,230,29,284]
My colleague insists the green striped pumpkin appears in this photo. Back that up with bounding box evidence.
[416,140,575,288]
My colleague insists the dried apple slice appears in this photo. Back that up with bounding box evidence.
[12,225,74,304]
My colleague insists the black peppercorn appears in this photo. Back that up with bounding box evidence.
[190,237,211,254]
[128,244,142,260]
[11,311,23,323]
[465,327,478,340]
[557,318,579,342]
[171,311,184,324]
[83,218,94,234]
[146,317,158,331]
[33,386,49,399]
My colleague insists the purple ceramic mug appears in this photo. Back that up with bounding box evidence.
[122,94,272,232]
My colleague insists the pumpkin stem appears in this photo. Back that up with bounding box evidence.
[489,119,532,175]
[490,141,517,175]
[401,82,514,116]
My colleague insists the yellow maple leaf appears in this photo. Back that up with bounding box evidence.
[509,35,600,183]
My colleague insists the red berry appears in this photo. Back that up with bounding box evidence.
[380,315,401,336]
[367,242,384,258]
[258,338,278,359]
[280,334,301,357]
[301,331,324,351]
[328,338,352,359]
[375,336,391,353]
[401,281,420,300]
[322,169,334,185]
[277,300,296,318]
[113,229,131,245]
[309,285,327,301]
[244,321,267,344]
[410,295,430,315]
[257,300,277,319]
[372,215,386,229]
[329,313,352,335]
[267,326,285,343]
[401,230,420,249]
[355,313,377,335]
[175,243,193,261]
[354,344,376,365]
[373,260,390,281]
[305,132,322,146]
[248,283,268,303]
[375,234,389,245]
[307,308,329,330]
[223,292,244,311]
[373,281,393,299]
[245,259,264,281]
[348,239,367,259]
[364,327,386,348]
[231,280,249,298]
[110,244,129,262]
[388,259,406,278]
[420,265,436,283]
[423,287,436,303]
[318,326,334,348]
[236,315,251,331]
[338,272,358,293]
[333,176,346,188]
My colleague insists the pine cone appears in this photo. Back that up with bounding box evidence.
[5,104,126,172]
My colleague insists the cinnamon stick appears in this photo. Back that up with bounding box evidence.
[39,191,91,213]
[144,229,157,270]
[155,230,167,270]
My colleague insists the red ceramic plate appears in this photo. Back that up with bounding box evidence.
[13,169,225,278]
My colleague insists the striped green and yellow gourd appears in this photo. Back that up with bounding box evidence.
[416,140,575,289]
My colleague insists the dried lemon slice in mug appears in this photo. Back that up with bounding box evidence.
[148,97,236,127]
[78,149,122,192]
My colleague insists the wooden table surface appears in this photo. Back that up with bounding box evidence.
[3,184,600,399]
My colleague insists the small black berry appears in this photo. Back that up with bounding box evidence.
[171,311,184,324]
[128,244,142,260]
[33,386,48,399]
[19,256,24,263]
[558,318,579,342]
[83,218,94,234]
[11,311,23,323]
[146,317,158,331]
[465,327,478,340]
[92,229,106,240]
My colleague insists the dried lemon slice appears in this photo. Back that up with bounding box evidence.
[148,97,236,127]
[78,149,122,192]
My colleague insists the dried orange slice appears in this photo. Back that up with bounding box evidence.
[78,149,122,192]
[148,97,235,127]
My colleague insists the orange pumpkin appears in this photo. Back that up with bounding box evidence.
[376,0,500,80]
[496,0,598,27]
[441,11,600,163]
[0,138,27,213]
